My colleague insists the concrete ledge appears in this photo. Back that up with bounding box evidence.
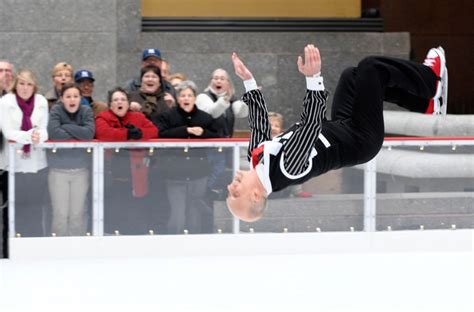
[373,149,474,178]
[384,111,474,136]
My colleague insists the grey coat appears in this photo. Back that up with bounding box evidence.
[47,104,95,169]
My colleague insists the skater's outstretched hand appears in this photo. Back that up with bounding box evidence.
[232,52,253,81]
[297,44,321,77]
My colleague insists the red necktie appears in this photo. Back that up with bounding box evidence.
[251,144,265,168]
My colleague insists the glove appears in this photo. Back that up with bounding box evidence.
[126,125,143,140]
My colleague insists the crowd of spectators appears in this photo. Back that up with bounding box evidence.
[0,48,256,247]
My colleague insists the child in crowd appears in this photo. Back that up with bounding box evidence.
[268,112,312,198]
[47,83,95,236]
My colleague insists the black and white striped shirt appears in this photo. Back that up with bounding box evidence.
[244,75,327,164]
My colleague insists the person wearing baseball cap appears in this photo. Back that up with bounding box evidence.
[123,48,176,107]
[74,69,95,83]
[74,69,107,117]
[142,48,162,62]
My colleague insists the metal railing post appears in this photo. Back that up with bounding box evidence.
[8,144,16,238]
[96,144,105,236]
[231,144,240,234]
[363,158,377,232]
[92,144,104,236]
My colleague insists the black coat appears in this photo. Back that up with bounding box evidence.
[153,105,222,179]
[155,105,221,139]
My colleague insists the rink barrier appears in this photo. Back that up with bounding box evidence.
[7,137,474,237]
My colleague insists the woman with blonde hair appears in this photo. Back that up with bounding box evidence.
[196,68,248,138]
[195,68,249,201]
[168,72,188,90]
[0,69,49,237]
[45,62,74,109]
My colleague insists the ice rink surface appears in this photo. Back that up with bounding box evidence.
[1,230,473,312]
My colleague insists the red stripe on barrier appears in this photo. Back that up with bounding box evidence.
[384,136,474,141]
[8,136,474,144]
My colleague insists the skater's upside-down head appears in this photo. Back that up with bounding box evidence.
[226,170,268,222]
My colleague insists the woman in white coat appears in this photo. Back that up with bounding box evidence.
[0,69,49,237]
[195,68,249,198]
[196,68,248,138]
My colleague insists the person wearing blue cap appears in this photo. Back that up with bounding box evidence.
[123,48,177,105]
[74,69,107,117]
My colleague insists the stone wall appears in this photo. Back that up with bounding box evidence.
[0,0,139,102]
[138,32,409,129]
[0,0,410,124]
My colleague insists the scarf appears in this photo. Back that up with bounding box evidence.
[208,86,227,98]
[142,93,158,117]
[16,93,35,154]
[139,90,167,118]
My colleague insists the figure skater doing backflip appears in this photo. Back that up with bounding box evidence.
[227,44,448,222]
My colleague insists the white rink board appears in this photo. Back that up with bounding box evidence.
[1,230,473,312]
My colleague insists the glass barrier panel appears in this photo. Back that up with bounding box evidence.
[14,146,93,238]
[375,144,474,231]
[10,139,473,239]
[220,164,366,234]
[103,146,236,235]
[104,147,153,235]
[204,146,235,234]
